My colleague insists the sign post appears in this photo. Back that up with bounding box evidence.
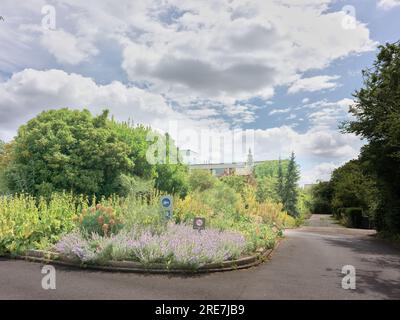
[160,195,173,219]
[193,217,205,233]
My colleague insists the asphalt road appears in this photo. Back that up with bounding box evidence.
[1,215,399,299]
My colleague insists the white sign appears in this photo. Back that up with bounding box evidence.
[193,217,205,231]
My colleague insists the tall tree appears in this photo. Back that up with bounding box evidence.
[343,41,400,235]
[283,152,300,217]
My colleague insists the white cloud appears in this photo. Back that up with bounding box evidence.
[269,108,291,115]
[0,69,363,184]
[377,0,400,10]
[0,68,220,141]
[288,75,340,94]
[301,162,338,185]
[40,29,98,65]
[306,98,354,130]
[0,0,376,119]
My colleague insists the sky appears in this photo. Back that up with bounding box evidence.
[0,0,399,185]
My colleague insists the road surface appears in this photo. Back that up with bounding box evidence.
[0,215,399,299]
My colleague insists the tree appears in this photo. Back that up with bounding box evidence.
[276,157,284,203]
[343,41,400,235]
[253,159,288,204]
[5,109,133,197]
[256,175,279,203]
[310,181,333,214]
[0,140,9,194]
[154,133,189,197]
[283,152,300,217]
[330,160,377,217]
[110,121,156,179]
[189,169,217,192]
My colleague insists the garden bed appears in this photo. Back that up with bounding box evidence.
[12,241,279,274]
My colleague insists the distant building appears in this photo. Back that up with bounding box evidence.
[179,149,200,165]
[188,149,262,177]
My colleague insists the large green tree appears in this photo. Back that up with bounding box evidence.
[343,41,400,235]
[330,160,377,218]
[5,109,133,197]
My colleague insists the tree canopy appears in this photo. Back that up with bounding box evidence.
[342,41,400,235]
[2,108,189,198]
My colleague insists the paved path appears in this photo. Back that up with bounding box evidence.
[0,215,399,299]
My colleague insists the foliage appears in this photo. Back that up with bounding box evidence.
[341,207,364,228]
[174,182,292,251]
[154,133,189,197]
[189,169,217,192]
[77,204,123,237]
[276,158,285,202]
[4,109,133,197]
[110,121,156,180]
[330,160,378,219]
[342,41,400,236]
[0,193,82,254]
[116,174,155,198]
[282,152,300,217]
[118,191,167,235]
[297,187,312,221]
[310,181,333,214]
[254,159,289,179]
[0,142,14,195]
[55,223,246,268]
[256,176,279,203]
[155,163,189,198]
[220,175,248,194]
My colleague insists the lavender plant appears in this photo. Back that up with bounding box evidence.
[54,223,247,268]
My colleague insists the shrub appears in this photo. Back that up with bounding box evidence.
[5,109,134,197]
[175,185,281,251]
[0,193,81,254]
[220,175,248,197]
[116,174,155,199]
[77,204,123,237]
[119,194,167,235]
[55,223,247,268]
[189,169,216,192]
[342,207,363,228]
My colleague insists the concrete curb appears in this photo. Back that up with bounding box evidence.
[9,240,280,274]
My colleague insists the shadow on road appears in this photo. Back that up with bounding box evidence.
[323,236,400,299]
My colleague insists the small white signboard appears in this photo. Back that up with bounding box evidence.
[193,217,205,231]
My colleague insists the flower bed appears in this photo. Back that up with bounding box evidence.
[55,223,248,269]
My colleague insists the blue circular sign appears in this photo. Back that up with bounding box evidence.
[162,198,171,207]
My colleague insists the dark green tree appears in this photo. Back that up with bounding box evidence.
[330,160,377,217]
[310,181,333,214]
[342,41,400,235]
[283,152,300,217]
